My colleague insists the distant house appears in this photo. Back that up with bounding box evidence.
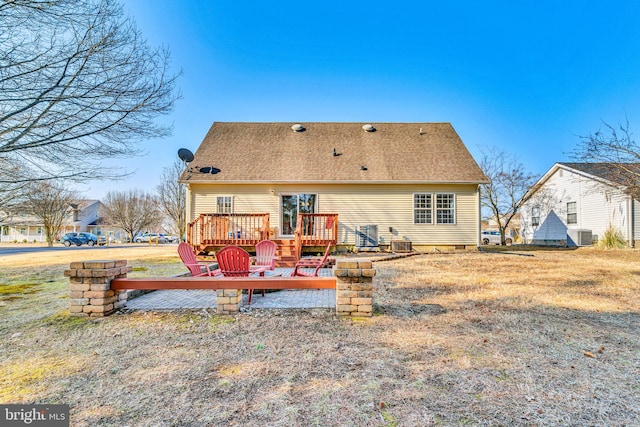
[482,213,521,240]
[181,122,488,256]
[520,162,640,247]
[1,200,104,243]
[0,213,46,243]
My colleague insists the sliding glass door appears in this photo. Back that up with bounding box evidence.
[280,194,316,236]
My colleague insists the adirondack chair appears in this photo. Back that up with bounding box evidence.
[292,243,332,277]
[250,240,277,271]
[178,242,222,277]
[216,245,266,304]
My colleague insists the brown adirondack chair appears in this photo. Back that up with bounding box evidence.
[178,242,222,277]
[216,245,266,304]
[292,243,332,277]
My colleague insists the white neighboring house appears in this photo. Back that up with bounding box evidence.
[520,163,639,247]
[0,200,103,243]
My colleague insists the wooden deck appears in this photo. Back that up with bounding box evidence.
[187,213,270,249]
[186,213,338,263]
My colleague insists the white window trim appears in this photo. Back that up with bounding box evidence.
[279,193,318,211]
[567,201,577,225]
[216,196,234,214]
[435,193,456,225]
[413,192,433,225]
[531,206,540,227]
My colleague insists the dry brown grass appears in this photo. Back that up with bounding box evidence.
[1,246,639,426]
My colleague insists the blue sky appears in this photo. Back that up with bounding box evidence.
[84,0,640,198]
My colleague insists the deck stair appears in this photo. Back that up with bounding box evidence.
[274,239,297,267]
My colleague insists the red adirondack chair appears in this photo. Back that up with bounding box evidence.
[178,242,221,277]
[216,245,266,304]
[251,240,277,271]
[292,243,332,277]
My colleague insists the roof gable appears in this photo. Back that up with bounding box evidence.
[557,162,640,186]
[182,122,488,184]
[522,162,640,204]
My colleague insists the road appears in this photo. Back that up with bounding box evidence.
[0,244,167,256]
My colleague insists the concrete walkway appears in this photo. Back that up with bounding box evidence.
[123,268,336,311]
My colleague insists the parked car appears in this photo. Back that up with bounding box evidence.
[97,236,107,246]
[61,232,98,247]
[134,233,166,243]
[481,230,512,245]
[159,233,178,243]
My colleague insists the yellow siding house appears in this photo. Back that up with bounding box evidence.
[181,122,488,257]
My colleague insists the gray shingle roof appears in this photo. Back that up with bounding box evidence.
[558,162,640,186]
[182,122,489,184]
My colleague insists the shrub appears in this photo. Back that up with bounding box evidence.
[598,224,626,249]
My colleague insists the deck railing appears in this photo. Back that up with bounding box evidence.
[294,213,338,259]
[188,213,270,249]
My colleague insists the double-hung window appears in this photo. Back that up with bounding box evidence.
[566,201,577,224]
[414,193,456,224]
[414,193,432,224]
[531,206,540,226]
[216,196,233,214]
[436,193,455,224]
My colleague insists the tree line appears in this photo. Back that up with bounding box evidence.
[15,160,185,247]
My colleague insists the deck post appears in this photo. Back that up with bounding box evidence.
[65,260,132,317]
[333,258,376,317]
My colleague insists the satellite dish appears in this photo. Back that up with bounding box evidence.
[199,166,220,174]
[177,148,194,163]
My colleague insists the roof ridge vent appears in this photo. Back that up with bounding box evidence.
[362,124,376,132]
[291,124,305,132]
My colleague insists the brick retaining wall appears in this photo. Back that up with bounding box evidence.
[66,258,376,316]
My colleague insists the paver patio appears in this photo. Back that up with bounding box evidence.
[123,268,335,311]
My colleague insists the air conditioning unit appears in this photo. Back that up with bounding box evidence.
[356,225,378,249]
[567,229,593,247]
[391,240,412,253]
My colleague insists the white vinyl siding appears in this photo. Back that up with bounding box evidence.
[521,165,633,245]
[634,199,640,245]
[189,183,480,246]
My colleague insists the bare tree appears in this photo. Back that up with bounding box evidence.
[23,181,77,247]
[0,0,180,190]
[479,146,539,245]
[101,189,162,243]
[572,120,640,199]
[0,163,23,224]
[156,160,187,240]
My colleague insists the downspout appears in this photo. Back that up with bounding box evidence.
[477,185,482,247]
[628,195,634,248]
[185,183,192,224]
